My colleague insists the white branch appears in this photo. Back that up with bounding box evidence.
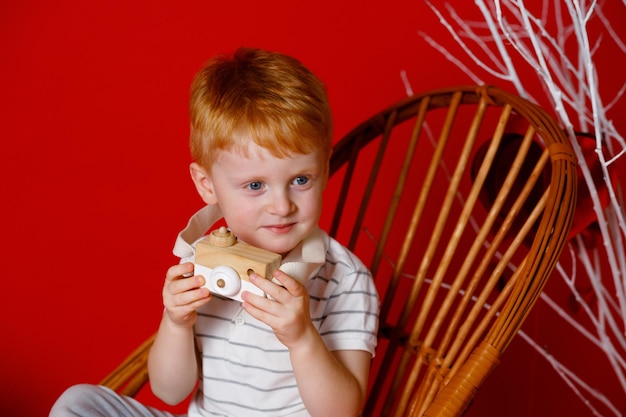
[418,1,626,414]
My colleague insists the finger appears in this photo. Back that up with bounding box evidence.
[271,270,305,297]
[164,283,211,312]
[248,272,274,292]
[163,264,210,309]
[164,290,211,327]
[166,262,195,282]
[248,273,289,302]
[242,294,280,326]
[178,285,211,305]
[167,273,206,296]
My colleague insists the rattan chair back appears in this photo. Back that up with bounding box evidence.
[326,85,576,417]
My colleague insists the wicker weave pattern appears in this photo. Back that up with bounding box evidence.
[101,86,577,417]
[328,85,576,416]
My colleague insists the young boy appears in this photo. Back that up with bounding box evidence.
[50,47,379,417]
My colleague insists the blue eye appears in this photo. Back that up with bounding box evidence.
[248,181,263,191]
[293,176,309,186]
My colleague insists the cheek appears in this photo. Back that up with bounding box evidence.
[221,202,259,231]
[214,188,251,215]
[299,192,324,217]
[224,205,255,224]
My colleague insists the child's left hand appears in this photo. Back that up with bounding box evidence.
[241,270,313,348]
[243,269,370,417]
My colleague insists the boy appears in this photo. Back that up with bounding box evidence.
[50,47,379,417]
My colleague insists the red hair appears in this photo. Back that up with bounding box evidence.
[189,47,333,169]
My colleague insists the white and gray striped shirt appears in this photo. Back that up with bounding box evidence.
[174,207,379,417]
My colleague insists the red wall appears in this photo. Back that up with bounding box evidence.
[1,2,624,416]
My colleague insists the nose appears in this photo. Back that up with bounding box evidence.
[268,189,295,217]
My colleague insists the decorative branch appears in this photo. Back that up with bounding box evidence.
[419,1,626,415]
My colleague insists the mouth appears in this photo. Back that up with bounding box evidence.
[263,223,296,234]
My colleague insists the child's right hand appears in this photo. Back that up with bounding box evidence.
[162,262,211,328]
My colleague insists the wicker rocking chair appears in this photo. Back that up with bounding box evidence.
[101,85,577,417]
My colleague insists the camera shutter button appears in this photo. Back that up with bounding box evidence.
[209,227,236,247]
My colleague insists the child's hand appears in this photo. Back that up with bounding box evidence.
[241,270,314,348]
[162,262,211,328]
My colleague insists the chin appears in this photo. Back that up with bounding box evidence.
[265,237,302,257]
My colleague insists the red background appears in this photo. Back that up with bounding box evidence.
[1,1,624,416]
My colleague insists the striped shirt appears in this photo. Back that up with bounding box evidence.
[174,207,379,417]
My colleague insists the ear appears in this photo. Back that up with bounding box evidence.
[189,162,218,205]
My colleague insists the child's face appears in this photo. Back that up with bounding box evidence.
[205,143,328,256]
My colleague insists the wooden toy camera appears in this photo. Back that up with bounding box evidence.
[194,227,282,302]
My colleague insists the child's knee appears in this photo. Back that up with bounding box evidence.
[49,384,112,416]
